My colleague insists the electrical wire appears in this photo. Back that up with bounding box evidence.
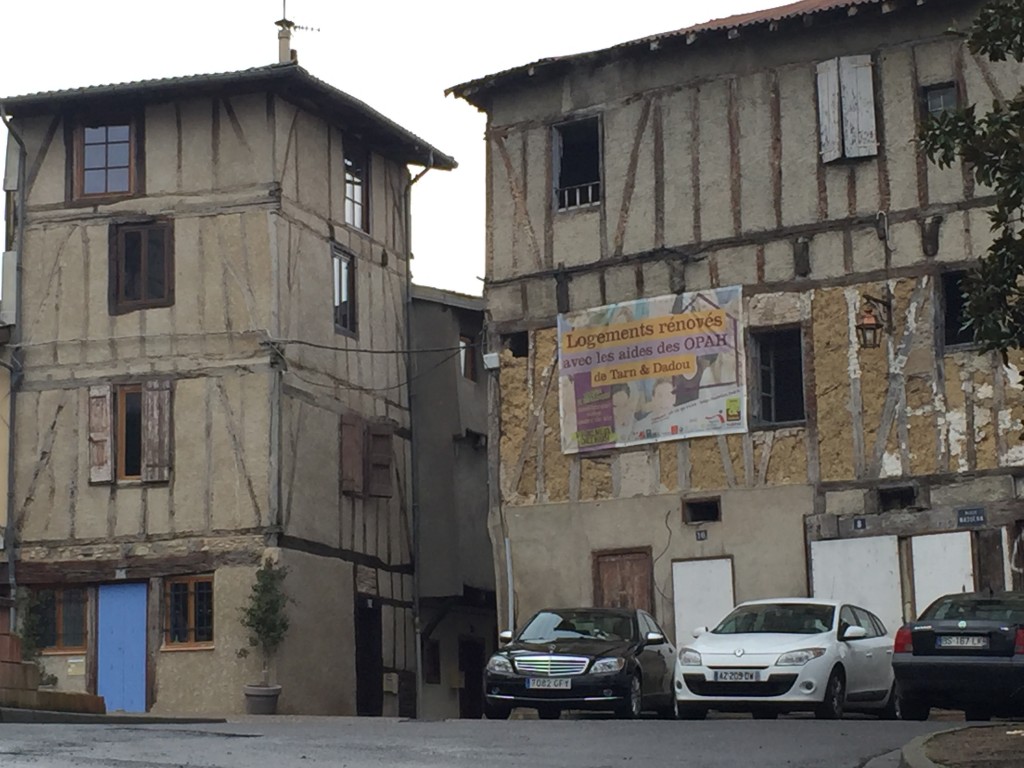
[267,337,478,356]
[283,346,464,395]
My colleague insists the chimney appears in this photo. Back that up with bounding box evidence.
[276,18,295,64]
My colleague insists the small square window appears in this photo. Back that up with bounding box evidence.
[76,120,136,198]
[344,143,369,232]
[333,245,357,336]
[164,575,214,647]
[684,498,721,523]
[879,485,918,512]
[555,117,601,211]
[752,328,806,425]
[923,83,958,119]
[110,221,174,314]
[502,332,528,358]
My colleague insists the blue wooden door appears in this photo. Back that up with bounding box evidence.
[98,583,147,712]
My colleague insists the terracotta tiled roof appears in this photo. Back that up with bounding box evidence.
[448,0,919,106]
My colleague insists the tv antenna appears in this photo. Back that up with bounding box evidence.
[275,1,320,63]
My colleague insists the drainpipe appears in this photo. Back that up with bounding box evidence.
[405,156,432,719]
[0,104,26,632]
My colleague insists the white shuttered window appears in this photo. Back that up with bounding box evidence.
[816,55,878,162]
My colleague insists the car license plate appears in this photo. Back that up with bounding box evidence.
[526,678,572,690]
[713,670,760,682]
[936,635,989,649]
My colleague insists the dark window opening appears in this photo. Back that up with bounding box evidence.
[685,498,721,523]
[942,271,974,347]
[164,575,214,646]
[118,385,143,480]
[460,335,477,381]
[556,117,601,210]
[111,221,173,314]
[503,332,528,358]
[923,83,958,119]
[879,485,918,512]
[333,245,357,336]
[753,328,805,425]
[422,638,441,685]
[345,144,369,232]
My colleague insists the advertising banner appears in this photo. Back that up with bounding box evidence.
[557,287,746,454]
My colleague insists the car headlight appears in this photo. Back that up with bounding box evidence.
[678,648,702,666]
[486,655,513,674]
[776,648,827,666]
[589,657,625,674]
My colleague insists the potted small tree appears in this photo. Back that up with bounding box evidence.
[239,559,291,714]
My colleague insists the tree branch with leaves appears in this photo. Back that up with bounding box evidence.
[919,0,1024,359]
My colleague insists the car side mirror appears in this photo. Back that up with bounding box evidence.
[692,626,708,639]
[498,630,514,644]
[841,625,868,641]
[644,631,665,646]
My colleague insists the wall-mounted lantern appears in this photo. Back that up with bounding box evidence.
[855,294,893,349]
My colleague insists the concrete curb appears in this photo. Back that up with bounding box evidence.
[0,707,227,725]
[900,725,979,768]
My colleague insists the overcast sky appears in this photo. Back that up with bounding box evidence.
[2,0,778,296]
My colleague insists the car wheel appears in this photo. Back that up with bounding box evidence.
[880,683,900,720]
[615,674,643,719]
[537,706,561,720]
[898,694,930,721]
[753,710,779,720]
[658,696,679,720]
[677,705,708,720]
[964,708,992,722]
[814,668,845,720]
[484,702,511,720]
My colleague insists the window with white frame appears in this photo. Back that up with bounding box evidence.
[923,83,958,119]
[816,55,878,162]
[344,143,369,232]
[332,245,356,335]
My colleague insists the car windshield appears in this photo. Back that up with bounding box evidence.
[518,610,636,642]
[920,597,1024,623]
[712,603,835,635]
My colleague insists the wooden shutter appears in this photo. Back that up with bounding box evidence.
[839,54,878,158]
[340,413,365,496]
[88,384,114,484]
[141,379,172,483]
[366,422,394,498]
[816,58,842,163]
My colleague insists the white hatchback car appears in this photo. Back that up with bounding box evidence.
[674,598,897,719]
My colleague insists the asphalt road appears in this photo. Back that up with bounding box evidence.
[0,716,949,768]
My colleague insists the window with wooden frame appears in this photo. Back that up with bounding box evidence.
[344,142,369,232]
[164,575,214,647]
[88,381,172,484]
[942,270,975,348]
[816,55,878,162]
[555,117,601,210]
[751,327,806,426]
[459,335,476,381]
[33,587,87,652]
[110,220,174,314]
[922,82,959,120]
[332,244,357,336]
[339,414,394,498]
[74,119,139,199]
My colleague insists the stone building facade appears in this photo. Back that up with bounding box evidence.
[450,0,1024,644]
[1,53,454,714]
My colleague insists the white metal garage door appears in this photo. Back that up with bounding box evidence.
[911,531,974,616]
[672,558,735,646]
[810,536,903,635]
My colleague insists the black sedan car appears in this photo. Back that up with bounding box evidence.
[484,607,677,720]
[892,591,1024,721]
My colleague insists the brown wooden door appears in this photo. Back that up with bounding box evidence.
[593,549,652,613]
